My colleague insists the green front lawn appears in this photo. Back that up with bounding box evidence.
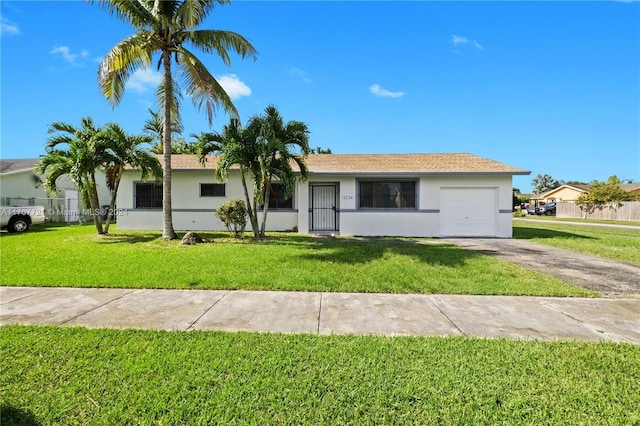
[0,224,592,296]
[513,221,640,264]
[517,215,640,227]
[2,326,638,425]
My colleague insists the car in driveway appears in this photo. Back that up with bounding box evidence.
[539,202,557,216]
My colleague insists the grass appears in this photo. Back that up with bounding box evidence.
[2,224,635,424]
[513,221,640,264]
[517,215,640,227]
[0,224,593,296]
[2,325,638,425]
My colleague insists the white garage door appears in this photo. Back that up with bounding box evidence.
[440,188,498,237]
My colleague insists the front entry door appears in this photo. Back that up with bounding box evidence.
[309,184,339,232]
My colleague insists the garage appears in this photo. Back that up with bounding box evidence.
[439,187,499,237]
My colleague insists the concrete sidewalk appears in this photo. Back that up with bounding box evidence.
[1,287,638,343]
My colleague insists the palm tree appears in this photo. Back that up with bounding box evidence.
[97,123,162,233]
[248,105,310,237]
[210,106,310,238]
[143,108,184,154]
[36,117,106,234]
[191,130,222,158]
[197,119,261,236]
[95,0,258,239]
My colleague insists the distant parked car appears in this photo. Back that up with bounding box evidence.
[526,205,541,215]
[538,202,557,216]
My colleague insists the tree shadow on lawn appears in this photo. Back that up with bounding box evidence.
[513,227,595,240]
[96,230,254,244]
[94,232,161,244]
[0,405,42,426]
[297,238,481,267]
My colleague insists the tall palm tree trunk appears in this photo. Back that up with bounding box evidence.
[88,172,104,234]
[103,166,122,234]
[162,51,177,240]
[260,179,272,238]
[239,169,260,237]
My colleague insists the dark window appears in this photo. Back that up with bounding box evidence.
[268,183,293,210]
[135,183,162,209]
[200,183,226,197]
[358,181,417,209]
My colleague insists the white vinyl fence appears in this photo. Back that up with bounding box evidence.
[557,201,640,222]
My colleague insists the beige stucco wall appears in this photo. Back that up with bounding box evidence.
[542,187,585,202]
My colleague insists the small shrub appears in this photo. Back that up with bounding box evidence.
[215,199,248,238]
[513,210,526,218]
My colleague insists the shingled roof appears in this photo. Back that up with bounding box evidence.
[538,183,640,198]
[0,159,39,175]
[163,153,530,175]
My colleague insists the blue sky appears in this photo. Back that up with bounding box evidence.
[1,1,638,193]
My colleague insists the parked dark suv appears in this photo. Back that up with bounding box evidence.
[538,202,557,216]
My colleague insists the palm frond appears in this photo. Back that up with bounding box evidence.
[175,0,225,29]
[177,47,238,124]
[155,0,181,21]
[37,155,72,195]
[98,122,161,188]
[98,31,157,107]
[45,134,76,151]
[190,131,223,165]
[47,121,79,135]
[143,108,164,140]
[189,29,258,65]
[92,0,156,28]
[155,81,183,133]
[104,165,123,192]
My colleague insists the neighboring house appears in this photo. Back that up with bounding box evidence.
[0,158,110,221]
[537,184,591,203]
[538,183,640,203]
[621,183,640,197]
[117,153,530,238]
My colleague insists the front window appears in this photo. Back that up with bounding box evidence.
[358,181,417,209]
[268,183,293,210]
[135,183,162,209]
[200,183,225,197]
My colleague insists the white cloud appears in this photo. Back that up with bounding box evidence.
[1,17,20,35]
[125,71,250,99]
[368,84,406,99]
[451,34,483,50]
[216,74,251,99]
[137,99,153,109]
[126,68,162,93]
[287,67,312,83]
[50,45,89,66]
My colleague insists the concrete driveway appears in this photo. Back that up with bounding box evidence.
[442,238,640,297]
